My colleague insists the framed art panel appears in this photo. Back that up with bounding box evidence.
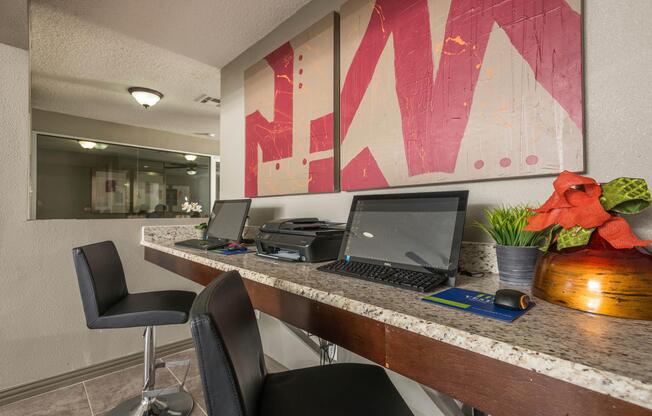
[91,169,130,214]
[338,0,584,190]
[245,13,339,197]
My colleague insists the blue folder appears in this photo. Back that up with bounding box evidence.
[422,288,533,322]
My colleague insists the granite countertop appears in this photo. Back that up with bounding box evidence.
[142,225,652,410]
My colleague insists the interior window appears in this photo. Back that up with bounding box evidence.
[33,134,210,219]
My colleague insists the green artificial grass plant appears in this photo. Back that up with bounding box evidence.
[474,205,550,247]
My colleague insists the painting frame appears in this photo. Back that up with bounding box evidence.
[244,12,340,198]
[337,0,585,192]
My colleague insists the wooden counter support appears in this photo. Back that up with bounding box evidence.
[144,246,651,416]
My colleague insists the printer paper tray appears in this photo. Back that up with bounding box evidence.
[256,251,302,262]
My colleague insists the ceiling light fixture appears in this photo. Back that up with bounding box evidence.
[79,141,97,149]
[95,143,109,150]
[128,87,164,109]
[184,154,198,162]
[186,168,197,176]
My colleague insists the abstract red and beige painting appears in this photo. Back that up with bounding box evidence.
[339,0,584,190]
[245,14,337,197]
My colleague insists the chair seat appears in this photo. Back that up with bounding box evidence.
[259,363,414,416]
[90,290,197,329]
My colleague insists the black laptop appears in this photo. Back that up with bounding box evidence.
[176,199,251,250]
[318,191,468,292]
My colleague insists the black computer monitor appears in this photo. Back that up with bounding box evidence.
[206,199,251,242]
[338,191,468,279]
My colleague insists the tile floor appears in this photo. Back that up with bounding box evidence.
[0,348,286,416]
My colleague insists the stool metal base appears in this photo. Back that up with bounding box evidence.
[105,326,194,416]
[106,391,194,416]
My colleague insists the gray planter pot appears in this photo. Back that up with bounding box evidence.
[495,245,541,285]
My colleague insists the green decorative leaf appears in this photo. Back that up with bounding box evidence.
[600,177,651,214]
[556,226,595,250]
[540,225,562,252]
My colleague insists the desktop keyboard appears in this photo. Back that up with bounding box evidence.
[317,260,446,292]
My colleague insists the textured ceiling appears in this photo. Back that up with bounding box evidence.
[30,0,310,138]
[30,2,222,137]
[31,0,311,67]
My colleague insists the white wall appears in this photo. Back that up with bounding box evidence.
[32,109,219,156]
[0,42,208,391]
[220,0,652,243]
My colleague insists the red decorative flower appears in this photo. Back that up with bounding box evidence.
[526,171,651,249]
[597,217,651,249]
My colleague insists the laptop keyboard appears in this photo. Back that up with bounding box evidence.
[317,260,446,292]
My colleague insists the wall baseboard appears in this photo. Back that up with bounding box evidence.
[0,338,194,408]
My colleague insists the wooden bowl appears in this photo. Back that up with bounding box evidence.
[532,236,652,320]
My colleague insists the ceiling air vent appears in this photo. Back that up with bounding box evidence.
[196,94,221,107]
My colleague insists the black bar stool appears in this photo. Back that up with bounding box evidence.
[72,241,197,416]
[190,270,415,416]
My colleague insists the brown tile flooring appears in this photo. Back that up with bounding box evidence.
[0,348,286,416]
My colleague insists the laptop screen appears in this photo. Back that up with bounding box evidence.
[206,199,251,241]
[340,192,468,274]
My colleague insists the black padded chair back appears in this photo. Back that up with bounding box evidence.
[190,271,267,416]
[72,241,129,328]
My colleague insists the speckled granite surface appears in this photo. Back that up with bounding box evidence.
[142,225,652,409]
[142,225,499,272]
[459,241,498,273]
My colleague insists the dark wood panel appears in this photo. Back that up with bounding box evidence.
[385,326,650,416]
[145,247,385,364]
[145,247,224,285]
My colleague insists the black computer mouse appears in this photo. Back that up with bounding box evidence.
[494,289,531,310]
